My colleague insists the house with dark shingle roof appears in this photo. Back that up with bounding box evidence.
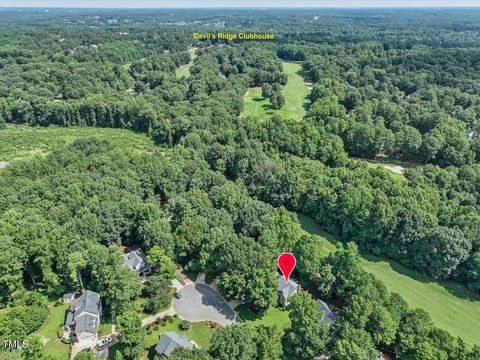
[123,250,151,276]
[277,273,300,307]
[316,299,337,326]
[64,290,102,342]
[155,331,194,358]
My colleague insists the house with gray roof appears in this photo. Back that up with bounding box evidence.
[123,250,151,276]
[64,290,102,342]
[155,331,194,358]
[465,129,476,140]
[316,299,337,326]
[277,273,300,307]
[62,292,75,303]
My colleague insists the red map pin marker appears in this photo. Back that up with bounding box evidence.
[278,252,296,282]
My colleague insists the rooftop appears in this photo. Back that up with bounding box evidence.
[71,290,102,317]
[123,250,149,273]
[277,273,300,303]
[316,299,337,325]
[155,331,194,357]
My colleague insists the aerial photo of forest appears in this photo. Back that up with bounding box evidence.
[0,6,480,360]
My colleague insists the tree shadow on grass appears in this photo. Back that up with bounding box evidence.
[261,104,274,112]
[146,345,157,360]
[361,253,480,302]
[235,304,265,321]
[302,99,311,114]
[295,67,311,82]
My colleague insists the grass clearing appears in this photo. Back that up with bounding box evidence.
[296,213,480,347]
[143,318,213,358]
[351,157,419,180]
[175,48,197,78]
[0,125,156,163]
[243,62,310,121]
[362,255,480,347]
[35,302,70,360]
[235,305,291,332]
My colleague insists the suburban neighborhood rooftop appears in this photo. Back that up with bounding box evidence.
[155,331,194,357]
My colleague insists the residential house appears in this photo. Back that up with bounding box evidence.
[316,299,337,326]
[62,292,75,303]
[64,290,102,343]
[123,250,151,276]
[376,352,392,360]
[277,273,300,307]
[466,129,476,140]
[155,331,194,358]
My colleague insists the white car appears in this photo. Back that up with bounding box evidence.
[100,337,112,346]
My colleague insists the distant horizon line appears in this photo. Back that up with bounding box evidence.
[1,6,479,9]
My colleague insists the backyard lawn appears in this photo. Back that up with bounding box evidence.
[143,318,213,353]
[243,62,310,121]
[35,303,70,360]
[235,305,291,332]
[296,213,480,347]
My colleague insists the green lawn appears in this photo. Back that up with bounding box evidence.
[243,62,310,121]
[235,305,291,332]
[362,256,480,347]
[175,48,197,78]
[0,125,156,163]
[351,157,419,180]
[296,213,480,347]
[35,303,70,360]
[113,318,214,360]
[144,318,213,351]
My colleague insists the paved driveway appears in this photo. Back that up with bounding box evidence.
[173,284,240,326]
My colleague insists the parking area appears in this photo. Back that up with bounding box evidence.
[173,284,240,326]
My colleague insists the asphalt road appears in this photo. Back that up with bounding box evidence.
[173,284,240,326]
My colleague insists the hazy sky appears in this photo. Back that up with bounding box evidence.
[1,0,479,8]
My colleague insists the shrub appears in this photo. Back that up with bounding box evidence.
[155,318,161,324]
[146,329,153,335]
[161,321,167,327]
[153,325,159,331]
[179,320,191,330]
[168,317,174,323]
[173,314,178,318]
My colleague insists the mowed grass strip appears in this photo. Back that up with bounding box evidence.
[243,62,310,121]
[0,125,156,162]
[35,303,70,360]
[296,213,480,347]
[175,48,197,78]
